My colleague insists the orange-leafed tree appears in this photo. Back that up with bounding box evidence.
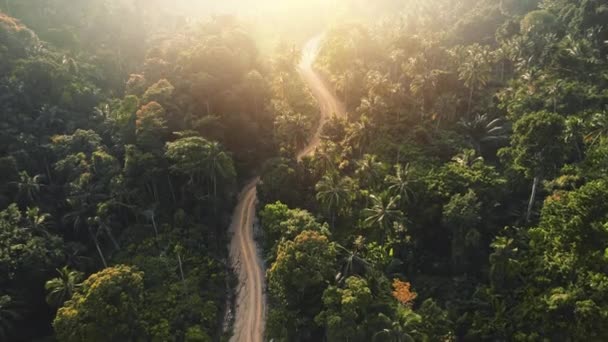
[392,279,417,307]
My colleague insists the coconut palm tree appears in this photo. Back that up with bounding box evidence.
[335,239,371,285]
[355,154,386,190]
[288,114,310,150]
[386,164,418,205]
[346,116,373,156]
[458,113,507,154]
[142,208,159,239]
[86,218,108,268]
[25,207,52,237]
[205,141,236,201]
[457,44,493,114]
[313,142,339,175]
[585,110,608,146]
[373,324,415,342]
[44,267,83,308]
[315,173,354,229]
[93,216,120,251]
[452,149,484,168]
[363,193,403,242]
[12,171,44,205]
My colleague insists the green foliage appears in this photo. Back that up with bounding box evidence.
[510,110,567,178]
[267,230,337,340]
[45,266,84,308]
[315,276,375,341]
[259,202,329,259]
[54,265,145,342]
[2,0,608,340]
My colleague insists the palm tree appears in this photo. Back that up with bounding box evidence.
[205,141,235,201]
[62,197,90,233]
[142,208,159,239]
[335,70,354,106]
[355,154,385,190]
[63,198,108,268]
[44,267,83,308]
[363,193,403,243]
[288,114,310,151]
[313,142,338,175]
[457,44,493,114]
[12,171,44,205]
[346,116,373,156]
[86,218,108,268]
[315,173,354,229]
[25,207,52,237]
[173,244,186,291]
[93,216,120,251]
[373,324,415,342]
[386,164,418,205]
[585,110,608,146]
[335,239,371,285]
[458,114,507,154]
[452,149,484,168]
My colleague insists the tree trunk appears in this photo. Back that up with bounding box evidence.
[213,175,218,214]
[526,176,540,223]
[89,228,108,268]
[177,253,186,290]
[151,215,158,238]
[167,175,177,205]
[153,183,159,203]
[44,157,53,184]
[467,86,474,116]
[103,225,120,251]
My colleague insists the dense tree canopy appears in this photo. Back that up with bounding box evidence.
[2,0,608,340]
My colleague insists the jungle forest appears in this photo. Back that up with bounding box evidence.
[1,0,608,341]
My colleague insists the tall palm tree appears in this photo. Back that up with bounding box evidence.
[44,267,83,308]
[205,141,235,201]
[451,149,484,168]
[335,240,371,285]
[315,173,354,229]
[63,198,108,268]
[288,114,310,151]
[457,44,493,114]
[585,110,608,146]
[355,154,385,190]
[142,208,159,239]
[335,70,354,106]
[459,114,507,154]
[363,193,403,242]
[25,207,52,237]
[86,219,108,268]
[313,142,338,175]
[93,216,120,251]
[385,164,418,205]
[12,171,44,205]
[346,116,373,157]
[373,323,415,342]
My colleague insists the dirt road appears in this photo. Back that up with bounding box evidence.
[228,34,345,342]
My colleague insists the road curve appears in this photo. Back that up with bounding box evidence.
[228,34,345,342]
[297,34,346,161]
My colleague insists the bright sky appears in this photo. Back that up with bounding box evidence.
[165,0,347,15]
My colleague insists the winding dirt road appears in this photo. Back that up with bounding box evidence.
[228,34,345,342]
